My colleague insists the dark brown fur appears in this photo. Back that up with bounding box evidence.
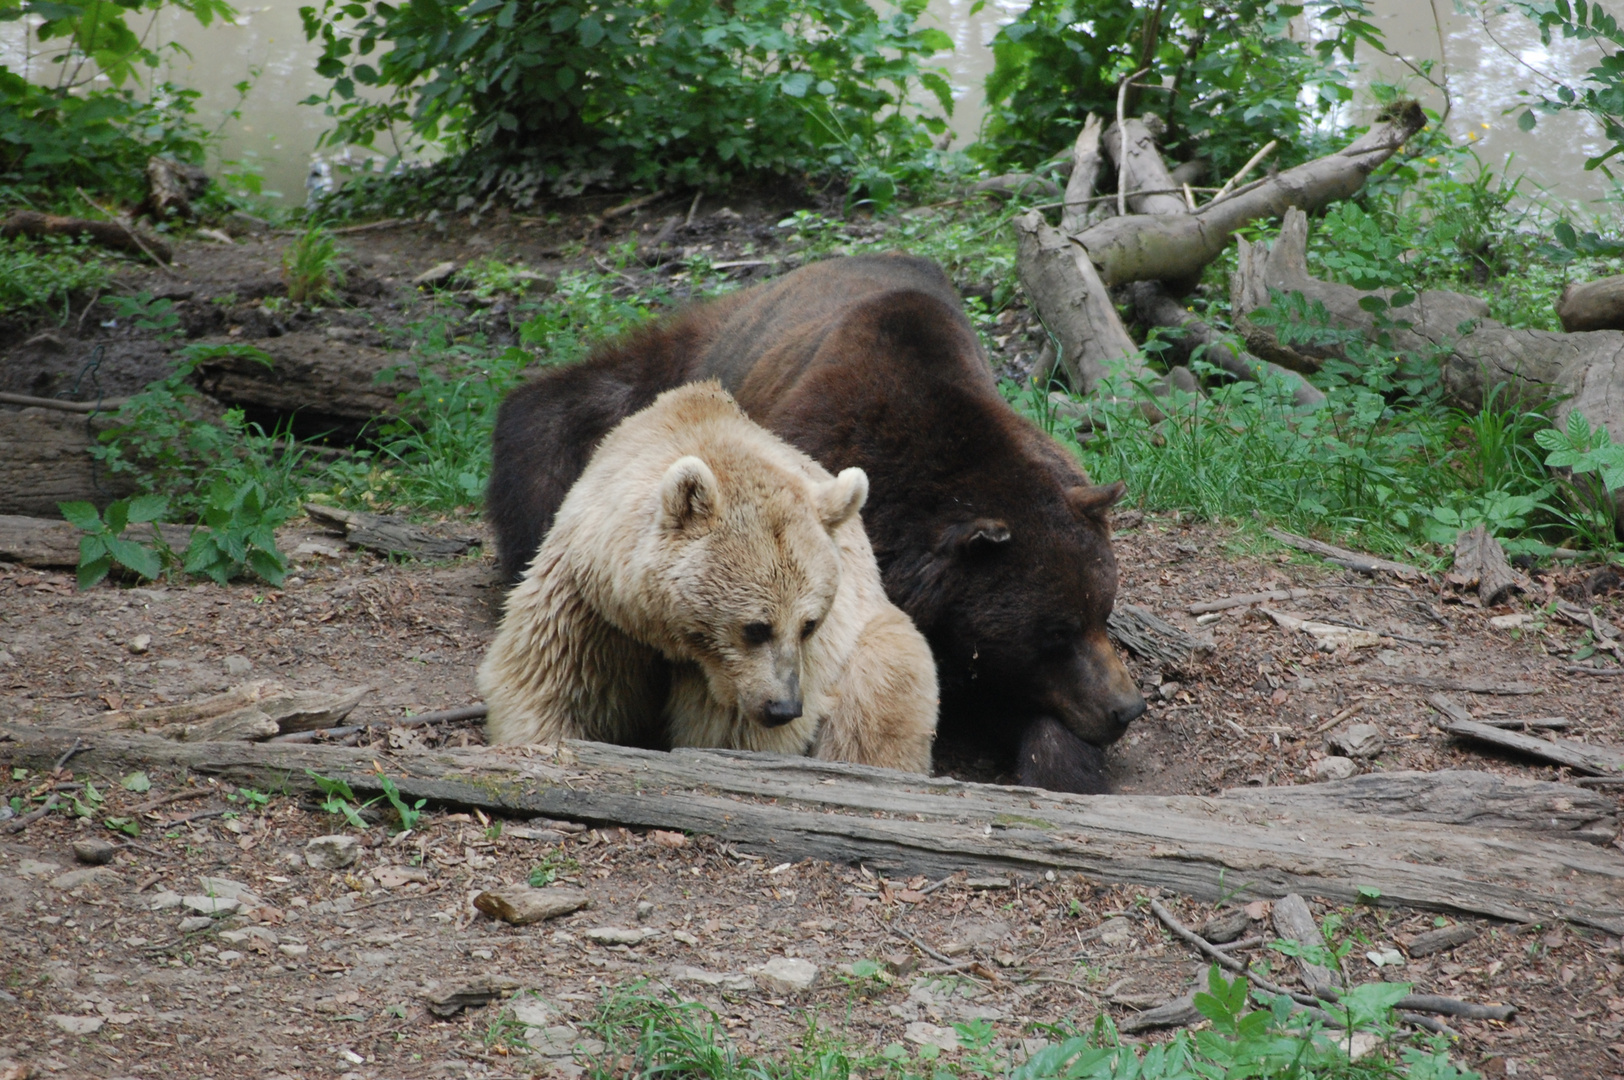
[488,254,1145,790]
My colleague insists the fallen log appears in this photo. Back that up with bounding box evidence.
[0,513,195,568]
[1124,280,1325,408]
[1102,119,1188,217]
[1448,719,1624,777]
[304,503,481,560]
[1265,528,1427,580]
[1558,274,1624,332]
[189,332,414,422]
[93,682,372,741]
[143,156,210,221]
[1060,115,1105,235]
[1071,101,1426,287]
[1234,209,1624,526]
[1106,603,1213,676]
[1447,525,1521,606]
[0,409,135,516]
[4,725,1621,933]
[0,210,172,262]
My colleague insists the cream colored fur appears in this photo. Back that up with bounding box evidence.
[479,382,937,772]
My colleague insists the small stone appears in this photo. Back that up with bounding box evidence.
[223,655,253,676]
[198,876,264,909]
[745,957,818,993]
[373,865,431,890]
[18,859,61,877]
[1310,756,1359,781]
[71,839,116,866]
[150,890,183,911]
[279,944,310,957]
[672,930,699,946]
[305,834,361,869]
[905,1021,961,1051]
[1097,917,1134,948]
[583,926,659,946]
[473,886,590,926]
[650,830,687,848]
[412,260,458,287]
[216,950,243,962]
[669,965,755,992]
[636,901,655,922]
[423,975,523,1018]
[178,916,215,933]
[48,867,121,890]
[965,877,1011,890]
[1489,613,1530,630]
[182,894,240,916]
[1404,924,1478,957]
[48,1015,103,1035]
[128,634,152,655]
[1331,723,1384,758]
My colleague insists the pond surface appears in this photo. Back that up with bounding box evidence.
[3,1,1616,214]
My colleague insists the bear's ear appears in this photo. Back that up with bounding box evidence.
[942,518,1011,555]
[812,467,868,530]
[660,456,721,532]
[1067,481,1126,520]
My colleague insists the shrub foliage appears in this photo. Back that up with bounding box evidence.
[297,0,954,200]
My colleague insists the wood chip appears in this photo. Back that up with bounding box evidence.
[1402,924,1478,958]
[1187,588,1316,614]
[1272,893,1338,992]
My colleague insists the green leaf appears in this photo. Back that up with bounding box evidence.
[109,538,162,580]
[59,501,103,533]
[121,771,152,792]
[103,499,130,536]
[77,554,112,590]
[126,493,168,524]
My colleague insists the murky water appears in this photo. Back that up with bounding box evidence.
[3,1,1616,213]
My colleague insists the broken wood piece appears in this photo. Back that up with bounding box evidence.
[1447,525,1520,606]
[1223,770,1617,843]
[1478,716,1569,730]
[0,391,131,414]
[1060,114,1104,235]
[1116,990,1201,1033]
[473,886,590,926]
[98,681,372,741]
[1425,693,1473,726]
[1554,600,1621,642]
[1402,923,1478,958]
[424,975,522,1018]
[267,702,488,744]
[5,725,1622,934]
[1187,588,1316,614]
[1271,893,1338,993]
[1265,528,1427,580]
[0,210,172,261]
[191,334,412,423]
[1101,119,1188,217]
[1448,720,1624,777]
[1106,603,1213,675]
[0,410,138,517]
[968,173,1063,199]
[0,513,193,569]
[304,503,480,560]
[1375,673,1542,695]
[1562,665,1624,677]
[1261,607,1379,650]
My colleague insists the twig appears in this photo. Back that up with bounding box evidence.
[885,923,957,966]
[164,808,228,826]
[1573,777,1624,787]
[74,188,180,277]
[1310,699,1366,736]
[4,794,59,834]
[77,290,101,335]
[685,191,703,228]
[1211,934,1267,952]
[54,737,86,773]
[1561,665,1624,677]
[1114,69,1150,218]
[1211,140,1278,203]
[129,788,211,815]
[1307,614,1445,648]
[330,218,404,235]
[0,391,131,413]
[270,703,488,744]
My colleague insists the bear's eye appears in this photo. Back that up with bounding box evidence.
[742,622,773,646]
[800,619,818,640]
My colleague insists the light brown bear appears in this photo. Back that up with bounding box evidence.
[478,382,937,771]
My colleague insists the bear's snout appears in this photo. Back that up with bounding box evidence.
[761,697,804,727]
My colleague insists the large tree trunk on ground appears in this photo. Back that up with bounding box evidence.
[0,513,194,566]
[0,409,134,515]
[189,332,415,422]
[5,725,1621,933]
[1102,119,1189,217]
[1073,101,1426,287]
[1233,209,1624,524]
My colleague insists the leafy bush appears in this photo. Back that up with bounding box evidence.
[973,0,1380,175]
[58,494,169,589]
[0,1,233,205]
[0,234,117,324]
[298,0,953,206]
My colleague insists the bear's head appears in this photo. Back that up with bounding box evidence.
[921,478,1145,751]
[654,454,868,729]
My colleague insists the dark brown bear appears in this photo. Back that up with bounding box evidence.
[487,254,1145,792]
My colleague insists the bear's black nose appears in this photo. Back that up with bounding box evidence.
[1110,695,1148,731]
[761,698,803,727]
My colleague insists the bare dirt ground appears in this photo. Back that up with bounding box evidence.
[3,211,1624,1078]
